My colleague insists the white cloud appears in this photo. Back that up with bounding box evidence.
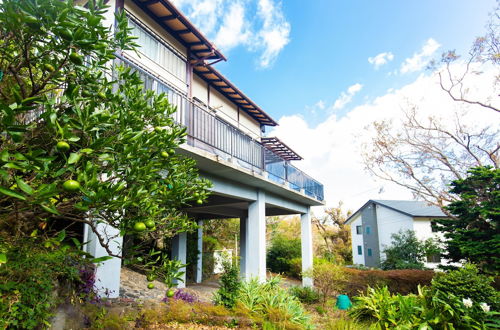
[400,38,441,74]
[214,2,251,49]
[269,63,498,212]
[332,83,363,110]
[368,52,394,69]
[255,0,291,68]
[171,0,291,68]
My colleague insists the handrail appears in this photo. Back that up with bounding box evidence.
[116,56,324,201]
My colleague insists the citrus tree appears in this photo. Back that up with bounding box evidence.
[0,0,210,257]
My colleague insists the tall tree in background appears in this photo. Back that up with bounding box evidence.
[434,166,500,274]
[313,202,352,264]
[362,9,499,210]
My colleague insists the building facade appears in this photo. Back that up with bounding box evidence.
[84,0,325,297]
[345,200,448,269]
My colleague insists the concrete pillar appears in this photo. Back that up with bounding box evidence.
[245,190,266,281]
[301,207,314,287]
[196,220,203,283]
[171,232,187,288]
[239,217,247,277]
[84,223,123,298]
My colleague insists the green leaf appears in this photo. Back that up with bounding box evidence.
[40,203,60,215]
[67,136,81,142]
[0,253,6,266]
[91,256,113,264]
[68,152,81,164]
[0,186,26,200]
[15,177,34,195]
[56,230,66,242]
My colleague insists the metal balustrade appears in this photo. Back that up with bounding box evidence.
[118,56,324,201]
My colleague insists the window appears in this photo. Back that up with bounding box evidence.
[367,248,372,257]
[431,221,438,233]
[128,17,187,84]
[356,225,362,235]
[365,226,371,235]
[357,245,362,255]
[426,254,441,263]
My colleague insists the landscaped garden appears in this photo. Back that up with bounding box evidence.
[0,0,498,329]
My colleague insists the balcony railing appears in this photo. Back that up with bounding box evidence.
[117,56,324,201]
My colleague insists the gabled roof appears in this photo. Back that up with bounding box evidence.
[194,65,278,126]
[132,0,226,62]
[345,199,448,224]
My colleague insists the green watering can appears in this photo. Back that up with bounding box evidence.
[336,294,352,310]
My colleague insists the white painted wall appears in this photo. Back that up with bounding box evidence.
[349,215,364,265]
[376,205,413,260]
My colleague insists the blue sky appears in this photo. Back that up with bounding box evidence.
[172,0,498,210]
[171,0,496,122]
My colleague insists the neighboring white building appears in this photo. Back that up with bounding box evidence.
[345,200,449,269]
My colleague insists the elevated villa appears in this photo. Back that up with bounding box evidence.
[85,0,325,297]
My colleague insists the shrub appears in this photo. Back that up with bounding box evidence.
[289,286,321,304]
[381,229,440,270]
[238,277,313,329]
[307,263,347,305]
[0,238,87,329]
[349,285,497,329]
[213,259,241,309]
[267,234,301,276]
[431,263,499,309]
[288,256,303,279]
[344,268,434,296]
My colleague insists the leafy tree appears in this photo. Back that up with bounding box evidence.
[266,234,301,275]
[313,202,353,264]
[434,166,500,274]
[0,0,210,258]
[381,230,440,270]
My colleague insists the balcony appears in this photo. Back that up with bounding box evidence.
[116,56,324,202]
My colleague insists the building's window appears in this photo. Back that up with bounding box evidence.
[357,245,362,255]
[431,221,438,232]
[367,248,372,257]
[426,254,441,263]
[365,226,371,235]
[356,225,362,235]
[127,17,187,84]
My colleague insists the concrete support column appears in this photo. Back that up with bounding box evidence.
[301,207,314,287]
[84,223,123,298]
[171,232,187,288]
[245,190,266,281]
[196,220,203,283]
[239,217,247,277]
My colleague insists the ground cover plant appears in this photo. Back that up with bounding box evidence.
[349,265,499,329]
[0,234,92,329]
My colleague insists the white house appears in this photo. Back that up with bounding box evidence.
[82,0,324,297]
[345,200,449,269]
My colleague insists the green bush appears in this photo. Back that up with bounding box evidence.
[289,286,321,304]
[0,238,86,329]
[431,263,499,309]
[349,285,497,329]
[213,259,241,309]
[266,234,301,276]
[238,277,313,329]
[307,262,347,305]
[381,230,440,270]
